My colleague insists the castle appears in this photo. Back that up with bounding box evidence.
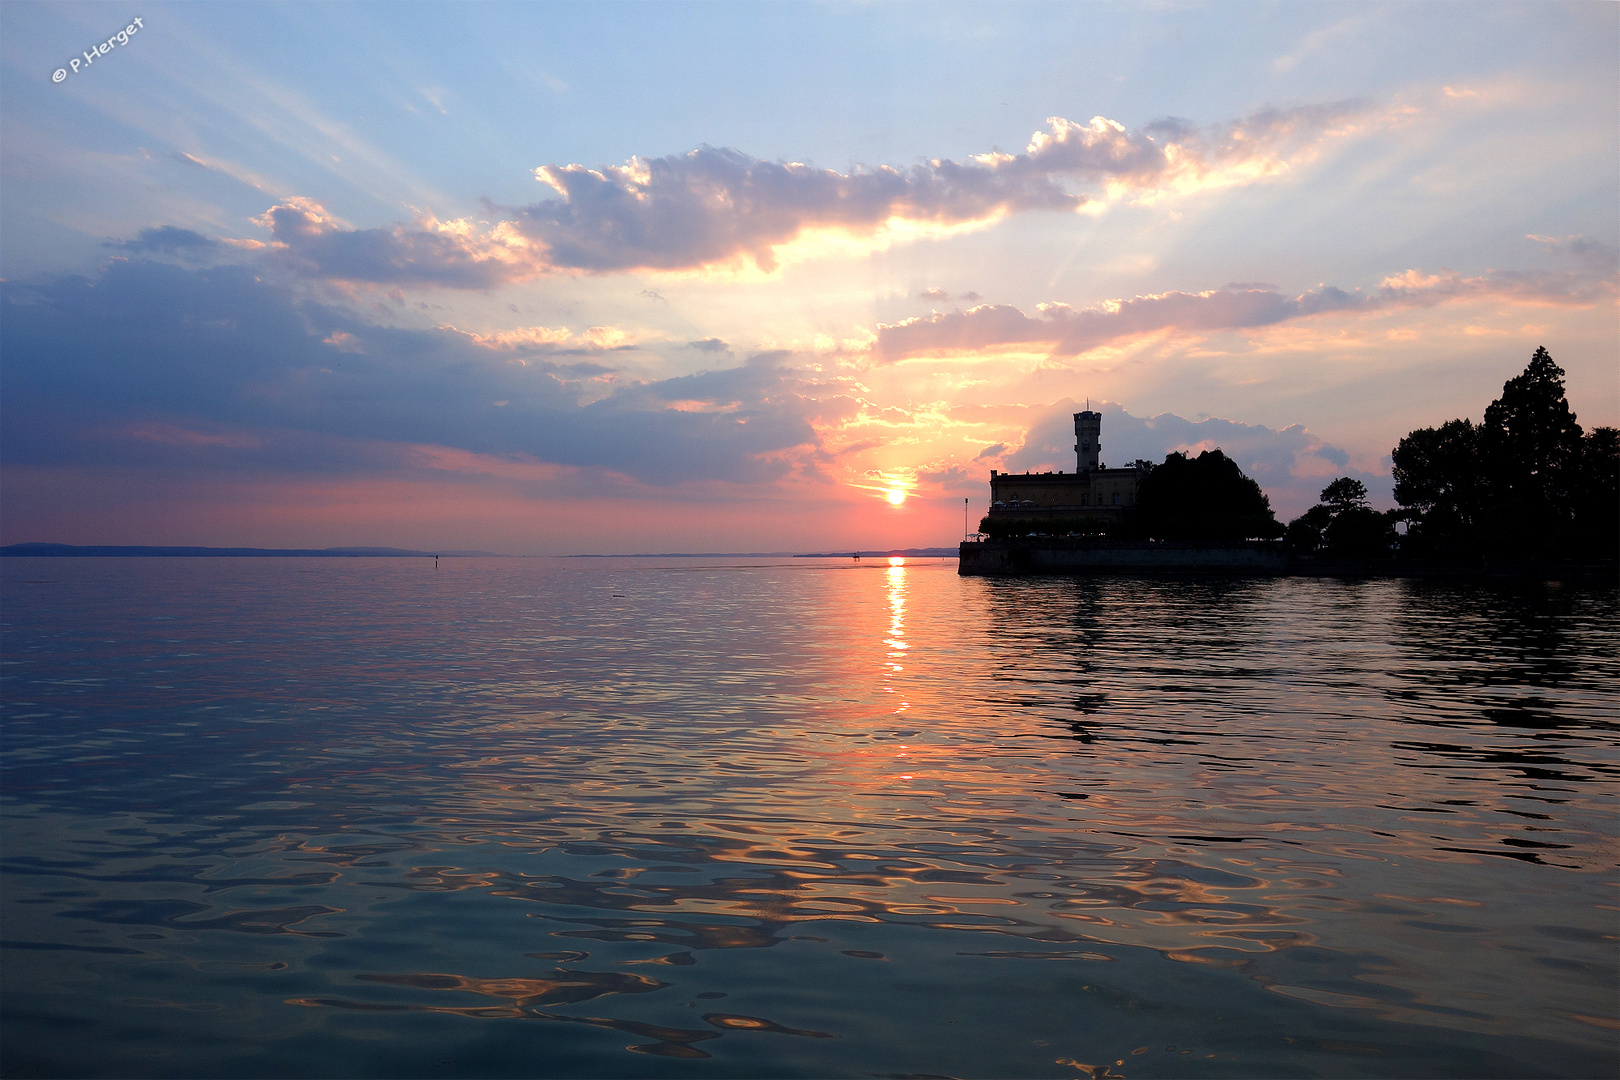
[986,410,1142,527]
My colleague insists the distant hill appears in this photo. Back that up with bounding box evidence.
[1,544,503,557]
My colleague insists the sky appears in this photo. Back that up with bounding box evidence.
[1,1,1615,554]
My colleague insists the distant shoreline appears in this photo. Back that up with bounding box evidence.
[0,544,503,558]
[567,552,802,558]
[572,548,958,558]
[793,548,959,558]
[1,543,961,560]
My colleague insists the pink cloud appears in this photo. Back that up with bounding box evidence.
[874,258,1617,361]
[253,198,543,288]
[874,286,1358,360]
[231,102,1382,286]
[509,104,1378,274]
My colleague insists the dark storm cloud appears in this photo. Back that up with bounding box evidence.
[0,261,836,486]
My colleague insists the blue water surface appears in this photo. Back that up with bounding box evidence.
[2,557,1616,1078]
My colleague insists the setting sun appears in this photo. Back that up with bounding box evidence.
[886,488,907,506]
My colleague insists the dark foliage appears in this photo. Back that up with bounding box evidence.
[1285,504,1333,554]
[1574,425,1620,560]
[1287,479,1397,558]
[978,515,1112,539]
[1392,418,1487,558]
[1289,479,1393,557]
[1324,507,1399,558]
[1320,478,1368,513]
[1392,347,1618,563]
[1132,449,1283,541]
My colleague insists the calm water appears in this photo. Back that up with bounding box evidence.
[1,557,1615,1079]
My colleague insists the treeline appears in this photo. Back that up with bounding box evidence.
[977,347,1618,564]
[1291,346,1616,563]
[1390,347,1617,563]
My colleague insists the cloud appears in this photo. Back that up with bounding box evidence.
[0,260,843,487]
[1272,9,1384,74]
[684,337,731,352]
[442,323,607,355]
[170,150,275,194]
[193,102,1384,288]
[875,285,1360,359]
[1526,233,1620,272]
[127,421,260,449]
[875,258,1617,360]
[253,197,543,288]
[919,288,950,300]
[105,226,219,253]
[503,104,1377,275]
[1371,264,1617,308]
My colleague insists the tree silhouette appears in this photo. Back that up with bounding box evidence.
[1133,450,1283,541]
[1320,478,1368,513]
[1286,477,1395,558]
[1575,426,1620,559]
[1392,418,1487,558]
[1392,346,1617,563]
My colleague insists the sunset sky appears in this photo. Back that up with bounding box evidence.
[2,1,1615,553]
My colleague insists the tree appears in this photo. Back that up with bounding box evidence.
[1133,449,1283,541]
[1392,346,1609,563]
[1286,477,1395,558]
[1392,418,1487,558]
[1572,426,1620,560]
[1482,346,1584,495]
[1320,478,1368,513]
[1284,504,1333,555]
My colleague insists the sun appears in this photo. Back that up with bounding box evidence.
[886,488,907,506]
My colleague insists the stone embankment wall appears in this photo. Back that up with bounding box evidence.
[958,539,1286,576]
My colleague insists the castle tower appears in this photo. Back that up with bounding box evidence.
[1074,410,1101,472]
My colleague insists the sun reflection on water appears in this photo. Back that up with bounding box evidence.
[884,559,909,716]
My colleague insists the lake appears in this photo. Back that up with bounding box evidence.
[1,557,1615,1078]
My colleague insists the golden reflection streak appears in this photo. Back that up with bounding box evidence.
[884,560,909,721]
